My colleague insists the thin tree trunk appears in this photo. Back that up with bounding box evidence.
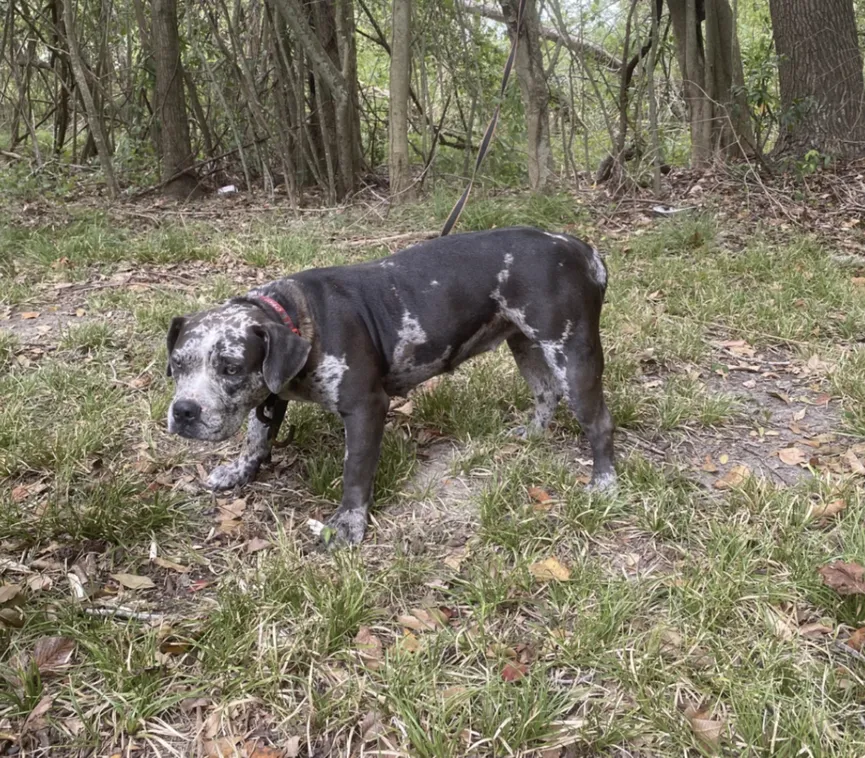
[151,0,199,198]
[498,0,553,190]
[63,0,119,198]
[388,0,413,201]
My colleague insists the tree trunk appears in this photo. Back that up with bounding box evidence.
[768,0,865,159]
[668,0,755,167]
[63,0,119,198]
[498,0,553,190]
[151,0,199,198]
[388,0,413,201]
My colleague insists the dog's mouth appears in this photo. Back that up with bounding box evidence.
[167,411,246,442]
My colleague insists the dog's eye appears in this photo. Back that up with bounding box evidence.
[223,364,240,376]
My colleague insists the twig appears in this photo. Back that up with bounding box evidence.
[84,606,164,622]
[834,641,865,665]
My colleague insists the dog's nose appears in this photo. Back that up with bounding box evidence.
[173,400,202,424]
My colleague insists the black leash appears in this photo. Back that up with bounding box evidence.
[440,0,528,237]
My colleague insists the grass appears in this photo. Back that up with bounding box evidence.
[2,196,865,755]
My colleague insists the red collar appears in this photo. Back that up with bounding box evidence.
[254,295,302,337]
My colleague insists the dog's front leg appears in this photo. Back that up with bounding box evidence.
[208,399,288,490]
[325,390,388,545]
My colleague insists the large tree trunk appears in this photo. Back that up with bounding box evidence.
[768,0,865,159]
[388,0,413,201]
[667,0,755,167]
[498,0,553,190]
[151,0,199,198]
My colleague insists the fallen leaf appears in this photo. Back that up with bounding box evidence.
[764,607,794,641]
[807,498,847,522]
[11,485,31,503]
[713,464,750,490]
[843,448,865,474]
[798,622,834,638]
[394,400,414,416]
[399,631,421,653]
[719,453,729,465]
[684,706,724,751]
[793,407,807,421]
[20,311,40,319]
[355,626,384,669]
[32,636,75,674]
[21,695,54,734]
[501,661,528,682]
[812,393,831,407]
[111,572,156,590]
[360,711,386,743]
[440,685,467,699]
[443,548,466,571]
[528,486,552,505]
[778,447,807,466]
[529,556,571,582]
[284,735,302,757]
[847,627,865,651]
[245,537,271,554]
[75,308,86,317]
[203,737,241,758]
[818,561,865,596]
[129,375,152,390]
[398,608,444,632]
[152,557,189,573]
[701,455,718,473]
[0,584,22,604]
[244,743,283,758]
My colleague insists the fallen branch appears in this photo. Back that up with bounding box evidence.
[458,2,622,72]
[84,606,164,622]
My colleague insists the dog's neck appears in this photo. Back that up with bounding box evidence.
[244,280,315,345]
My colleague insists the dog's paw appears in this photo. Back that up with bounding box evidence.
[586,470,617,494]
[207,458,259,490]
[323,507,368,547]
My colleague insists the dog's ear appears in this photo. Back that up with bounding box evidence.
[255,323,311,395]
[166,316,186,376]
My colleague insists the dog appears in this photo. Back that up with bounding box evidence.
[165,227,616,545]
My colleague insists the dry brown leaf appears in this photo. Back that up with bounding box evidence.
[284,736,302,757]
[501,661,528,682]
[818,561,865,596]
[713,464,750,490]
[0,584,22,604]
[246,537,272,553]
[793,407,807,421]
[20,311,40,320]
[684,706,724,752]
[110,572,155,590]
[217,498,247,520]
[397,608,443,632]
[360,711,386,742]
[33,636,75,674]
[202,737,241,757]
[355,626,384,669]
[847,627,865,651]
[443,547,466,571]
[440,685,467,699]
[528,487,552,504]
[11,485,31,503]
[529,556,571,582]
[399,632,421,653]
[764,607,794,641]
[21,694,54,734]
[798,622,834,638]
[778,447,807,466]
[152,557,189,573]
[843,448,865,475]
[245,743,283,758]
[807,498,847,522]
[394,400,414,416]
[701,455,718,473]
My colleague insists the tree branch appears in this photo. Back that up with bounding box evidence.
[457,2,622,72]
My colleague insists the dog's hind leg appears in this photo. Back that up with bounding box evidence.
[507,333,561,438]
[207,398,288,490]
[555,336,616,490]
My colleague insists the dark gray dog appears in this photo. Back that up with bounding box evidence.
[165,227,615,544]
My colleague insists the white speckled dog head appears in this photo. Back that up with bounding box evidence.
[165,300,310,441]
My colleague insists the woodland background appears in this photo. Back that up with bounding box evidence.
[2,0,865,204]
